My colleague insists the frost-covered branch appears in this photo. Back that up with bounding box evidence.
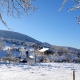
[0,0,36,29]
[59,0,80,25]
[58,0,67,12]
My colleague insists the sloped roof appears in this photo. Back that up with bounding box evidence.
[38,47,49,52]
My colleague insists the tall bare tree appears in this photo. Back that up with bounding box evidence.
[0,0,36,29]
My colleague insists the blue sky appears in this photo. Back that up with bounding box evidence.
[0,0,80,49]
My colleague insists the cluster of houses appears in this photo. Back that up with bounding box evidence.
[0,44,80,63]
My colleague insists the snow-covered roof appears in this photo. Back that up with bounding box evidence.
[29,55,34,59]
[38,47,49,52]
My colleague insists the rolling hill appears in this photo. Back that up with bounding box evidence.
[0,30,52,47]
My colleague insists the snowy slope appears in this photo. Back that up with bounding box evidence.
[0,30,52,47]
[0,30,40,43]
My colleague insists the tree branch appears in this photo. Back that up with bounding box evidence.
[0,0,36,29]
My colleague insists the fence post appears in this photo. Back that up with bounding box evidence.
[73,71,75,80]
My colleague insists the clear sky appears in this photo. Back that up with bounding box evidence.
[0,0,80,49]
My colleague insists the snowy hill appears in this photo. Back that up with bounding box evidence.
[0,30,80,61]
[0,30,40,43]
[0,30,52,47]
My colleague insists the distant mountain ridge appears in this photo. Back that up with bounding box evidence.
[0,30,52,47]
[0,30,40,43]
[0,30,79,51]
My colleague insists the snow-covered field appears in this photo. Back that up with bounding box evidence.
[0,63,80,80]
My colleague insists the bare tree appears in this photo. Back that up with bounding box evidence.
[59,0,80,25]
[0,37,6,50]
[0,0,36,29]
[6,48,11,57]
[19,46,26,58]
[11,44,15,50]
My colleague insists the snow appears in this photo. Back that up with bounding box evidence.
[0,42,80,80]
[38,47,49,52]
[0,63,80,80]
[29,55,34,59]
[3,46,11,50]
